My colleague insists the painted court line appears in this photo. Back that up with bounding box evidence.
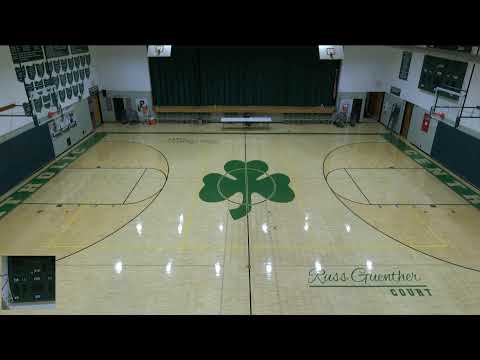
[383,133,480,211]
[0,132,107,220]
[344,168,371,204]
[123,168,147,205]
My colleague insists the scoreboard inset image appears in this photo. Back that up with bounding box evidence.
[1,256,55,310]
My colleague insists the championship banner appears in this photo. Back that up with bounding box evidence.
[43,45,69,59]
[70,45,89,55]
[10,45,44,64]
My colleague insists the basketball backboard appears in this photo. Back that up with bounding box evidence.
[430,86,466,123]
[147,45,172,57]
[318,46,344,60]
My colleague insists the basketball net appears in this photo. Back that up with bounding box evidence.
[326,48,336,59]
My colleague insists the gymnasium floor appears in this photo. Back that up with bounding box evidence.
[1,121,480,314]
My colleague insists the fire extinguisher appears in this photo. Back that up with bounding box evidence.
[421,113,430,132]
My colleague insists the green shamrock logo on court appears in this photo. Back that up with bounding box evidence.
[199,160,295,220]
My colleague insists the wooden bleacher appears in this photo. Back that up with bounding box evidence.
[153,106,336,114]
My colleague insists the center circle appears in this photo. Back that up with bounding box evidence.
[217,167,277,205]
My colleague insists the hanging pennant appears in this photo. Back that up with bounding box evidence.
[61,59,68,72]
[35,62,45,78]
[73,70,79,82]
[52,75,59,89]
[86,54,91,65]
[66,87,72,99]
[45,61,53,76]
[72,84,79,97]
[60,73,67,87]
[51,92,58,107]
[58,89,66,102]
[85,67,90,79]
[68,57,74,70]
[27,65,36,80]
[43,94,51,109]
[22,102,33,116]
[25,83,35,98]
[79,82,84,95]
[33,97,43,113]
[80,55,86,67]
[79,69,85,80]
[67,72,73,84]
[15,66,26,82]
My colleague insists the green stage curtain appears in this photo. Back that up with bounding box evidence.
[148,47,200,106]
[197,46,289,106]
[149,46,340,107]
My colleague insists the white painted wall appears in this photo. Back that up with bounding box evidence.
[90,46,151,92]
[0,46,32,137]
[338,46,397,93]
[384,47,480,133]
[83,45,480,133]
[91,45,398,94]
[458,62,480,133]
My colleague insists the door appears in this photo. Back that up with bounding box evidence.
[88,95,102,129]
[351,98,363,123]
[113,98,126,122]
[401,101,414,138]
[365,92,384,121]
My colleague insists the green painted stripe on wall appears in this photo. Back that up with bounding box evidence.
[0,132,106,220]
[384,133,480,210]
